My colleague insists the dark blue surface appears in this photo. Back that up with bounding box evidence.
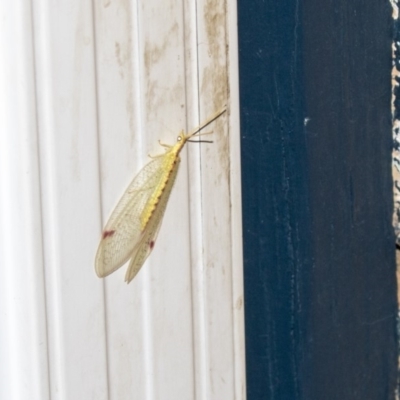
[238,1,397,399]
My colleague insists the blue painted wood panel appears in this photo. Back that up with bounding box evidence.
[238,1,397,399]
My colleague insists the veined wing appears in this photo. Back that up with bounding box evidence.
[95,155,166,278]
[125,157,181,283]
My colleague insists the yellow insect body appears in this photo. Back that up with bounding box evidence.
[95,108,226,283]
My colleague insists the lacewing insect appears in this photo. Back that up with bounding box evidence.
[95,108,227,283]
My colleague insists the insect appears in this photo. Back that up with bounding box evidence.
[95,108,227,283]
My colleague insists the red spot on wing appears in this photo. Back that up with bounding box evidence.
[102,230,115,239]
[149,240,155,249]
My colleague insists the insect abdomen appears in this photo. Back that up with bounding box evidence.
[139,154,181,230]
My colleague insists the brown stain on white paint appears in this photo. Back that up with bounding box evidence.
[201,0,230,187]
[143,21,183,116]
[110,0,135,144]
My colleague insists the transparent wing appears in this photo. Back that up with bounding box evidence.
[95,155,167,277]
[125,158,181,283]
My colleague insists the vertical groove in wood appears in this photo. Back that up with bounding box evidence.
[0,2,50,399]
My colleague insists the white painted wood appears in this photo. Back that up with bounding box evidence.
[0,3,50,400]
[0,0,245,399]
